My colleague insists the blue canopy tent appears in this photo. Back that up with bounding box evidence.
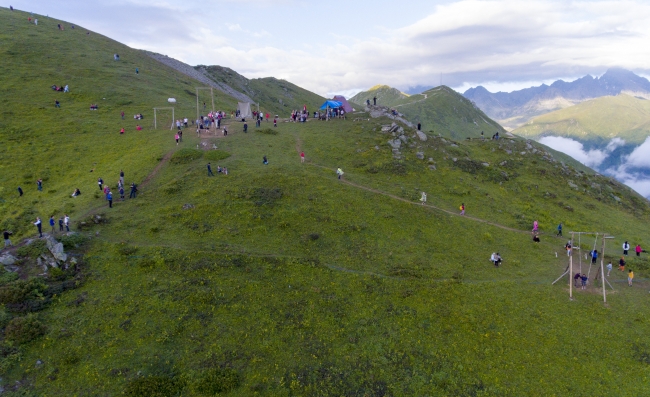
[319,100,343,110]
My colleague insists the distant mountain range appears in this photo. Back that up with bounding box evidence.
[464,68,650,129]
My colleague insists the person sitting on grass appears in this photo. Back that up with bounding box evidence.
[136,125,142,131]
[490,252,502,267]
[71,188,81,197]
[532,233,540,243]
[120,128,125,134]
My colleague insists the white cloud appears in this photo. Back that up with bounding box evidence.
[624,136,650,168]
[538,136,611,168]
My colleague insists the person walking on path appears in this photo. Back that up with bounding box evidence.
[130,183,137,198]
[557,223,563,237]
[58,217,64,232]
[628,269,634,286]
[580,274,588,290]
[34,217,43,238]
[175,133,179,145]
[107,190,113,208]
[300,152,305,163]
[4,230,13,248]
[120,170,124,186]
[532,220,539,233]
[18,186,23,197]
[607,262,613,277]
[623,241,630,256]
[636,244,642,257]
[420,192,427,205]
[207,163,214,176]
[460,203,465,216]
[64,215,70,232]
[336,168,344,180]
[37,179,43,191]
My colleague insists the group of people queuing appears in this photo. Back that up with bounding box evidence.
[98,171,137,208]
[30,214,70,239]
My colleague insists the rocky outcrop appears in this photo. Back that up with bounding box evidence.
[144,51,254,104]
[0,254,17,266]
[45,235,67,262]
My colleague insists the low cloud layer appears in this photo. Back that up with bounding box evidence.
[13,0,650,95]
[538,136,621,168]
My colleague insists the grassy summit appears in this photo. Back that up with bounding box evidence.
[2,8,650,396]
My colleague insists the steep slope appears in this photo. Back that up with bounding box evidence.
[199,65,325,115]
[465,68,650,129]
[350,84,410,107]
[3,8,650,397]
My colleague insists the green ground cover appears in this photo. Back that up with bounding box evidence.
[1,7,650,396]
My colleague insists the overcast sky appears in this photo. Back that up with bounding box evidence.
[9,0,650,96]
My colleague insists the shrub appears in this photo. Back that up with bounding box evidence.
[204,150,231,162]
[195,368,241,395]
[60,233,88,250]
[5,315,47,344]
[16,239,48,258]
[0,268,19,286]
[0,279,47,304]
[124,376,185,397]
[170,149,203,164]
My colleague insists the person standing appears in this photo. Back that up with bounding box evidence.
[273,117,277,127]
[64,214,70,232]
[373,96,377,105]
[417,122,421,131]
[130,183,137,198]
[591,249,598,265]
[336,168,344,180]
[58,217,64,232]
[120,170,124,186]
[580,274,588,290]
[628,269,634,286]
[619,257,626,271]
[119,185,125,201]
[557,223,563,237]
[635,244,642,257]
[18,186,23,197]
[460,203,465,216]
[565,241,572,256]
[574,272,581,288]
[532,220,539,233]
[263,155,268,165]
[121,111,125,120]
[3,230,13,248]
[55,99,60,108]
[300,151,305,163]
[135,68,139,74]
[623,241,630,256]
[175,133,179,145]
[606,262,612,277]
[37,179,43,191]
[98,177,103,191]
[420,191,427,205]
[34,217,43,238]
[244,122,248,133]
[107,190,113,208]
[207,163,214,176]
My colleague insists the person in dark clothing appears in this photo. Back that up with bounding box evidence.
[207,163,214,176]
[49,216,55,233]
[55,100,60,108]
[107,191,113,208]
[121,111,125,120]
[417,123,421,131]
[130,183,137,198]
[244,122,248,133]
[373,96,377,105]
[119,186,125,200]
[18,186,23,196]
[37,179,43,191]
[263,155,268,165]
[591,249,598,264]
[34,217,43,238]
[532,233,540,243]
[58,217,64,232]
[557,223,563,237]
[120,170,125,185]
[4,230,13,248]
[580,274,588,290]
[573,272,581,287]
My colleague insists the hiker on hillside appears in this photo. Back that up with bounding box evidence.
[623,241,630,256]
[4,230,13,248]
[460,203,465,216]
[55,99,60,108]
[557,223,563,237]
[207,163,214,176]
[107,190,113,208]
[336,168,344,180]
[119,185,125,200]
[565,241,572,256]
[492,253,502,267]
[120,128,125,134]
[300,152,305,163]
[607,262,613,277]
[628,269,634,286]
[223,126,228,136]
[263,156,268,165]
[49,216,55,233]
[179,130,183,142]
[136,125,142,131]
[72,188,81,197]
[417,123,421,131]
[636,244,642,257]
[130,183,137,198]
[273,117,277,127]
[373,96,377,105]
[619,257,626,271]
[98,177,103,190]
[420,192,427,205]
[37,179,43,191]
[18,186,23,197]
[34,217,43,238]
[64,215,70,232]
[136,68,139,74]
[64,85,69,93]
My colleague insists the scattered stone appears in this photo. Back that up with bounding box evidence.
[452,158,458,162]
[45,235,67,262]
[526,142,533,149]
[182,204,195,210]
[520,151,526,155]
[428,158,434,162]
[416,130,427,141]
[0,254,17,266]
[375,146,380,150]
[568,181,578,189]
[482,162,490,167]
[612,195,621,202]
[428,165,437,170]
[500,161,507,166]
[450,144,458,147]
[70,257,78,265]
[388,139,401,150]
[416,152,424,160]
[505,149,512,154]
[36,360,43,366]
[399,135,408,143]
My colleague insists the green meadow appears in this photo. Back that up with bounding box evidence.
[1,8,650,396]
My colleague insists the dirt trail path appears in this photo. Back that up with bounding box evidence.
[141,149,174,188]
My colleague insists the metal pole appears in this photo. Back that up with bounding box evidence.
[171,108,174,131]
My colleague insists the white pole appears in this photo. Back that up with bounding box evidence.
[569,232,573,299]
[601,235,607,303]
[154,109,157,129]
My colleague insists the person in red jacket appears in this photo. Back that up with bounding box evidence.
[636,244,642,257]
[120,128,125,134]
[136,125,142,131]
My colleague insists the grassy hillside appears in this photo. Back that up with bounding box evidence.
[199,65,325,116]
[350,85,409,107]
[514,94,650,145]
[3,7,650,396]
